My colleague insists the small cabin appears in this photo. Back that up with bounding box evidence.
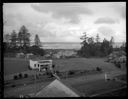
[29,59,53,71]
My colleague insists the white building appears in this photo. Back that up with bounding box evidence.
[53,50,77,59]
[29,59,53,71]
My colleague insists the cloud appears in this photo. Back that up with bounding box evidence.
[4,13,25,27]
[3,3,126,42]
[112,2,126,19]
[31,3,93,24]
[118,5,126,19]
[94,17,118,24]
[97,26,115,37]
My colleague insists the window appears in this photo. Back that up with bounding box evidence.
[38,64,39,67]
[34,64,36,67]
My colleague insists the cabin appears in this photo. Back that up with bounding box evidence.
[29,59,53,71]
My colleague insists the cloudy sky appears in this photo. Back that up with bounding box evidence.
[3,2,126,42]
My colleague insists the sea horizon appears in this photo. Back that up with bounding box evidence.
[31,42,124,49]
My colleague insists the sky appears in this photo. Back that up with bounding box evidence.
[3,2,126,42]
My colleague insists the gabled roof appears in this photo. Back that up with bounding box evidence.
[35,79,81,97]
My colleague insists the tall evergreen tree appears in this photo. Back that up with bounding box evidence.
[109,36,114,47]
[109,36,114,53]
[10,30,17,47]
[34,34,41,47]
[80,32,88,45]
[120,42,126,51]
[78,32,90,57]
[18,25,30,47]
[100,38,110,56]
[95,34,100,44]
[4,34,11,43]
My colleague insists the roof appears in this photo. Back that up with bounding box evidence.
[35,79,81,97]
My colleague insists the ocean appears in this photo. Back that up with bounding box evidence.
[37,42,124,49]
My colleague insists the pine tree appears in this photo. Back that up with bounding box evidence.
[10,30,17,47]
[34,34,41,47]
[78,32,90,57]
[109,36,114,47]
[18,25,30,47]
[95,33,100,44]
[80,32,88,45]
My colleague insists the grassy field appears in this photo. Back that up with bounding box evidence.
[4,57,118,76]
[4,77,126,97]
[53,58,118,72]
[115,74,126,81]
[4,58,29,75]
[71,79,126,96]
[95,88,127,97]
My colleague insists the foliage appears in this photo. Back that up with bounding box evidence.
[120,42,126,52]
[96,67,102,71]
[10,30,17,48]
[18,25,31,47]
[68,70,75,75]
[18,73,23,79]
[13,75,18,80]
[78,32,114,57]
[34,34,41,47]
[30,45,45,56]
[24,74,28,78]
[4,25,45,57]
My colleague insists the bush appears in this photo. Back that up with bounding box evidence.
[68,70,75,75]
[11,84,16,87]
[56,70,60,74]
[18,73,23,79]
[28,65,32,70]
[96,67,102,71]
[115,63,121,68]
[13,75,18,80]
[24,74,28,78]
[38,73,42,76]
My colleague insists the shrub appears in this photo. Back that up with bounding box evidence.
[38,73,42,76]
[18,73,23,79]
[28,65,32,70]
[115,63,121,68]
[68,70,75,75]
[96,67,102,71]
[24,74,28,78]
[11,84,16,87]
[13,75,18,80]
[56,70,60,74]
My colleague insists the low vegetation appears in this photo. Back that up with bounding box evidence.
[78,32,126,58]
[13,73,28,80]
[4,25,45,57]
[4,58,117,76]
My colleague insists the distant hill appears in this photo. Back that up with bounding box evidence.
[30,42,124,49]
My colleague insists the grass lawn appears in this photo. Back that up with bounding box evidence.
[4,77,126,97]
[4,58,29,75]
[115,74,127,81]
[53,58,118,72]
[4,57,118,76]
[71,79,126,96]
[96,88,127,97]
